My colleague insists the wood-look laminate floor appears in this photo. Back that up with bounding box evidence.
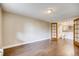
[4,39,79,56]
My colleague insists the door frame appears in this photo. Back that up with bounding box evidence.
[73,18,79,46]
[51,23,58,41]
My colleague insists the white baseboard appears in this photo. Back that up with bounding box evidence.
[3,38,50,49]
[3,42,28,49]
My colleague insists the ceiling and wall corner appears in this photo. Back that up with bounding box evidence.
[1,3,79,22]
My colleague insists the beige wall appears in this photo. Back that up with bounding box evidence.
[3,12,51,48]
[0,7,2,48]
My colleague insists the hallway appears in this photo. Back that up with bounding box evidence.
[4,39,79,56]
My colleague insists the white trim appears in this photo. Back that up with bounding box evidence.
[3,42,28,49]
[3,38,50,49]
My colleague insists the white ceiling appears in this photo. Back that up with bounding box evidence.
[1,3,79,22]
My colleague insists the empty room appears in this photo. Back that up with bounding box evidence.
[0,3,79,56]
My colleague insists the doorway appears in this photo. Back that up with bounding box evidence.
[59,21,73,40]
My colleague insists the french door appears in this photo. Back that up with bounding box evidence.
[51,23,58,40]
[74,18,79,46]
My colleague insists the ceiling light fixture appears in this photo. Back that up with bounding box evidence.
[48,9,52,14]
[47,8,55,14]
